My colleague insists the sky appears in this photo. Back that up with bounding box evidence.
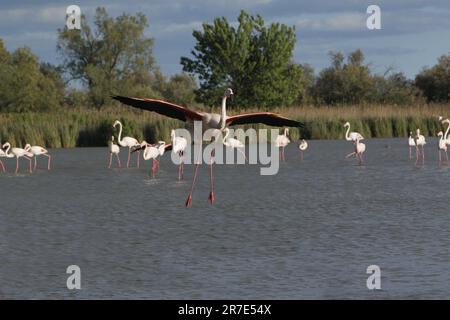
[1,0,450,79]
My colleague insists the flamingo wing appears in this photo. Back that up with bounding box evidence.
[112,96,203,122]
[226,112,304,128]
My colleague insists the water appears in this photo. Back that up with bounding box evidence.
[1,138,450,299]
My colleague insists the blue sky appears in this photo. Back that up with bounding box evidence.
[1,0,450,79]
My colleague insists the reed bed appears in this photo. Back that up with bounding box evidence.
[0,104,449,147]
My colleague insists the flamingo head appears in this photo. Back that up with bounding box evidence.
[437,131,443,136]
[343,122,350,127]
[24,144,31,151]
[416,128,421,134]
[113,120,120,128]
[224,88,234,98]
[439,116,443,121]
[442,119,450,124]
[2,142,10,149]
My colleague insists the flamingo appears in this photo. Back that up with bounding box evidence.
[0,145,8,172]
[108,136,121,168]
[298,139,308,160]
[414,128,426,163]
[408,132,415,159]
[137,141,160,178]
[113,88,303,132]
[275,128,290,161]
[2,142,33,173]
[437,131,449,164]
[223,128,247,161]
[171,130,188,180]
[346,138,366,165]
[344,122,364,142]
[113,120,140,168]
[154,141,172,173]
[24,144,51,171]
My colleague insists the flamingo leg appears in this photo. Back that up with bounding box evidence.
[186,162,200,208]
[446,150,449,164]
[178,151,183,180]
[208,149,215,205]
[108,153,113,168]
[409,146,411,159]
[422,145,425,162]
[439,150,442,164]
[127,149,131,168]
[151,159,156,178]
[46,154,51,170]
[25,156,32,173]
[0,159,5,173]
[34,156,37,171]
[116,154,121,168]
[136,150,141,168]
[15,157,19,173]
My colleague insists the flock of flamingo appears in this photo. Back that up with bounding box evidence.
[1,88,450,206]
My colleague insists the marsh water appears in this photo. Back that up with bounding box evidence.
[1,138,450,299]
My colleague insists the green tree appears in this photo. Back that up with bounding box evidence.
[0,40,61,112]
[57,7,158,107]
[415,54,450,102]
[181,10,305,108]
[313,50,375,104]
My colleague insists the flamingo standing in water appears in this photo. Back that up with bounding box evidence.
[437,131,449,164]
[171,130,187,180]
[298,139,308,160]
[137,141,160,178]
[0,145,8,172]
[408,132,415,159]
[344,122,364,142]
[25,144,51,171]
[2,142,33,173]
[275,128,290,161]
[414,128,426,164]
[113,120,140,168]
[346,137,366,165]
[108,136,121,168]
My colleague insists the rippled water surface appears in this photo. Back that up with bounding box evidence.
[1,138,450,299]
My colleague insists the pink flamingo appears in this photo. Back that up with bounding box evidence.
[25,144,51,170]
[3,142,33,173]
[108,136,121,168]
[113,120,140,168]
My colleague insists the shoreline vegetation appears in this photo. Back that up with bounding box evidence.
[1,103,448,148]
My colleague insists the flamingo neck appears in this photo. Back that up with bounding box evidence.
[223,129,230,145]
[284,128,288,137]
[4,144,10,155]
[444,122,450,141]
[345,125,350,140]
[220,96,227,129]
[117,122,123,144]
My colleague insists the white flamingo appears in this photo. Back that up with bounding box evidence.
[408,132,415,159]
[113,120,140,168]
[437,131,449,164]
[24,144,51,171]
[275,128,290,161]
[138,141,160,178]
[3,142,33,173]
[0,144,9,172]
[108,136,121,168]
[298,139,308,160]
[344,122,364,142]
[346,138,366,165]
[113,88,303,132]
[414,128,426,163]
[171,130,187,180]
[223,128,247,161]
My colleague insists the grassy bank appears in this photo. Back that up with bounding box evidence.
[0,104,449,148]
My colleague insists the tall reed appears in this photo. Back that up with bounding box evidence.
[0,104,448,147]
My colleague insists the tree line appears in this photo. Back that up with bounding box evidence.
[0,8,449,113]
